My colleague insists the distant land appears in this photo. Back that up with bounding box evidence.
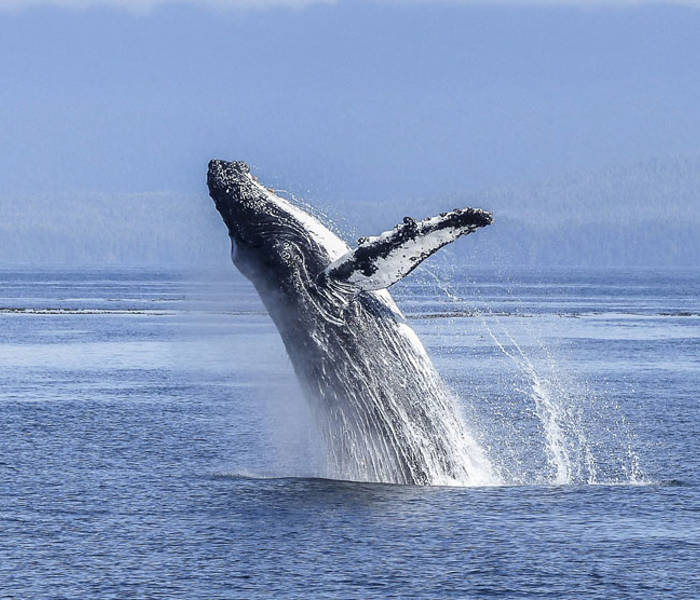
[1,158,697,269]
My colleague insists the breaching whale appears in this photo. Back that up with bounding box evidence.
[208,159,496,485]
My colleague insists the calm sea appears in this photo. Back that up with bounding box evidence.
[1,267,698,599]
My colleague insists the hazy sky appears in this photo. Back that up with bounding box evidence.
[2,0,699,206]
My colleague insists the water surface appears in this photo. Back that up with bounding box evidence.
[1,268,698,598]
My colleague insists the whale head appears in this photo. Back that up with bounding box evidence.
[207,159,347,290]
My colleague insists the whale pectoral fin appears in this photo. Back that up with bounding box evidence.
[324,208,493,291]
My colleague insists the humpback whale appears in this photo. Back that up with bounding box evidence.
[208,160,496,485]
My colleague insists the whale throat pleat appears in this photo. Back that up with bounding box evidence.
[324,208,493,291]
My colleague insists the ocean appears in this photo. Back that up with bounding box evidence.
[1,267,698,599]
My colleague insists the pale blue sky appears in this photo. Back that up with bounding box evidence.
[2,1,699,197]
[1,1,698,266]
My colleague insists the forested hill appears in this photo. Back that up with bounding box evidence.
[1,159,697,269]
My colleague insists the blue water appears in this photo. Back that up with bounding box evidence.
[1,267,698,598]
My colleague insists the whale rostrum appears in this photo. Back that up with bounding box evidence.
[207,159,497,485]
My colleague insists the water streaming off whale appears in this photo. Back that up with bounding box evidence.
[293,287,497,486]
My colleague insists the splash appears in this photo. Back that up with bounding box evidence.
[480,313,645,485]
[412,264,645,486]
[484,323,572,483]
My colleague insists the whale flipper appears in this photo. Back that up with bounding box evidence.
[324,208,493,291]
